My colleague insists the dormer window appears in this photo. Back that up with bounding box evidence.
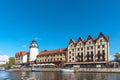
[89,41,91,44]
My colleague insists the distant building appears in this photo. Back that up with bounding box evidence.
[66,32,110,67]
[15,33,110,68]
[15,51,28,65]
[36,48,67,66]
[15,40,39,65]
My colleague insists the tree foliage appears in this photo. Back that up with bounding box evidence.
[114,52,120,62]
[8,57,15,67]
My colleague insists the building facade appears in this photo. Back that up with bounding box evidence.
[36,48,67,66]
[67,33,109,67]
[15,33,110,68]
[15,40,39,65]
[15,51,28,65]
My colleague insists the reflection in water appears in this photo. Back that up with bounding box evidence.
[0,71,120,80]
[20,72,120,80]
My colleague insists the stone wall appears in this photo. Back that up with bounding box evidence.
[75,68,120,73]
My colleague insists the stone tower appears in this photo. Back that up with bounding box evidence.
[29,40,39,62]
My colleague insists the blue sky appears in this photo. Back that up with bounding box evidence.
[0,0,120,58]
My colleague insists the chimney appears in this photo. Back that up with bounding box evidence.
[59,48,62,52]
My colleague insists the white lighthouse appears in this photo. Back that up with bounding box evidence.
[29,40,39,62]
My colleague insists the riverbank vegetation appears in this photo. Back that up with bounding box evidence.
[0,57,15,68]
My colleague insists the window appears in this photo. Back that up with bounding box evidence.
[72,58,74,60]
[100,39,102,42]
[81,48,83,50]
[69,60,71,62]
[89,41,91,44]
[78,48,80,51]
[98,45,100,48]
[80,43,81,45]
[72,53,74,56]
[71,45,72,47]
[60,58,62,61]
[102,50,105,53]
[72,49,74,51]
[98,50,100,54]
[91,51,93,54]
[91,46,93,49]
[87,52,89,55]
[81,52,83,55]
[69,56,71,58]
[102,45,105,48]
[87,47,89,50]
[69,51,71,54]
[60,53,62,56]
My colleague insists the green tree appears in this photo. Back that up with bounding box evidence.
[8,57,15,67]
[114,52,120,63]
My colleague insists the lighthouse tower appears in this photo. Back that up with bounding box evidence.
[29,40,39,62]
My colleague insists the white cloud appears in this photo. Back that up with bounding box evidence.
[0,55,10,65]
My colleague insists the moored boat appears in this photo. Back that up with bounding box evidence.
[60,68,74,72]
[31,69,42,72]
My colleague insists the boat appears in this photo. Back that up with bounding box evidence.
[31,64,42,72]
[31,69,42,72]
[31,67,42,72]
[60,68,74,72]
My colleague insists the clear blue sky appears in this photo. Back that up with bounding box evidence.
[0,0,120,57]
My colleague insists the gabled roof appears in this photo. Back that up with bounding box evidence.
[87,35,93,40]
[85,35,95,44]
[105,36,109,41]
[98,32,104,38]
[78,37,84,43]
[93,38,98,43]
[68,32,109,46]
[98,32,109,41]
[16,51,28,57]
[68,39,77,45]
[77,37,86,45]
[37,48,67,56]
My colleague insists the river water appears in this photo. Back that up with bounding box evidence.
[0,71,120,80]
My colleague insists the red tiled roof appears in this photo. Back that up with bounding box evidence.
[71,39,77,45]
[93,38,98,42]
[105,36,109,41]
[69,35,109,46]
[38,48,67,56]
[16,51,27,57]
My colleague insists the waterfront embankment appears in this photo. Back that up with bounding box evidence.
[12,67,120,73]
[75,68,120,73]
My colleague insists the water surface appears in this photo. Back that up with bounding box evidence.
[0,71,120,80]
